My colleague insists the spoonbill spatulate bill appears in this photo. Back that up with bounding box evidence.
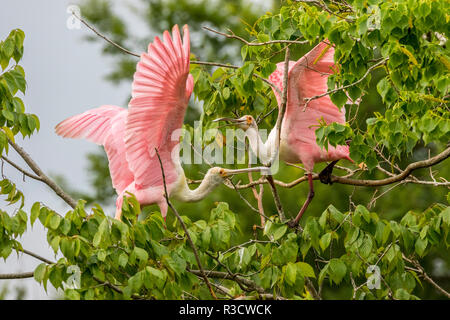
[56,25,264,220]
[216,42,353,227]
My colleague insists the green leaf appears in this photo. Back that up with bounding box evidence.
[65,289,81,300]
[330,90,348,108]
[319,232,332,251]
[329,259,347,284]
[50,236,60,254]
[34,263,47,283]
[118,252,128,268]
[30,202,40,226]
[415,238,427,257]
[285,262,297,286]
[3,38,14,58]
[394,288,411,300]
[49,214,61,230]
[263,221,287,241]
[296,262,315,278]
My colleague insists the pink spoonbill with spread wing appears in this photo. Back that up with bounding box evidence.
[55,25,264,220]
[216,42,353,227]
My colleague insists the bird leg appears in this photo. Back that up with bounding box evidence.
[288,173,314,228]
[318,160,338,185]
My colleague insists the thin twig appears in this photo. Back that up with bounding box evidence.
[70,11,282,96]
[264,47,291,222]
[403,255,450,299]
[1,156,41,181]
[303,58,388,110]
[20,248,55,265]
[71,10,140,58]
[203,26,309,46]
[155,148,217,300]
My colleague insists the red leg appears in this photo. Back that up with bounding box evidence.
[289,173,314,227]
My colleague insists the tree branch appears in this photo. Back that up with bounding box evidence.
[70,11,282,96]
[221,146,450,190]
[332,146,450,187]
[1,156,41,181]
[203,26,309,46]
[155,148,217,300]
[403,255,450,299]
[8,140,77,208]
[20,248,55,265]
[187,269,266,294]
[71,10,140,58]
[0,272,34,279]
[264,47,291,222]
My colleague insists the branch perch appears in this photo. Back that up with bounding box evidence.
[8,140,77,209]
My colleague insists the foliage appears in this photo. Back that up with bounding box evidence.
[1,0,450,300]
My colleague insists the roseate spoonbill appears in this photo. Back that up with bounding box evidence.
[216,42,352,227]
[55,25,264,220]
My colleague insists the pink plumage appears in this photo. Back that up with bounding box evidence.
[56,25,193,219]
[268,41,352,172]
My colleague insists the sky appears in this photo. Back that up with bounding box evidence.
[0,0,133,299]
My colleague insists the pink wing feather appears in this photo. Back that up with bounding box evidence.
[55,105,134,194]
[125,25,193,190]
[269,42,351,170]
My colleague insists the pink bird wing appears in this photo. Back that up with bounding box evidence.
[269,42,351,170]
[269,42,340,118]
[55,105,134,194]
[125,25,193,190]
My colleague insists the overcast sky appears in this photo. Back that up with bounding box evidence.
[0,1,133,299]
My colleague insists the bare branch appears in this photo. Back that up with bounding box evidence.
[187,269,266,294]
[228,146,450,190]
[71,10,140,58]
[403,255,450,299]
[155,148,217,300]
[0,272,34,279]
[332,146,450,187]
[263,47,291,222]
[70,11,282,96]
[266,175,285,221]
[8,140,77,209]
[294,0,353,22]
[248,161,265,227]
[203,26,309,46]
[1,156,41,181]
[20,248,55,265]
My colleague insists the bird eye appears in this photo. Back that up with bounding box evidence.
[246,116,252,124]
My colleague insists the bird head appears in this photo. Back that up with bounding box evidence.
[208,166,269,183]
[213,115,257,131]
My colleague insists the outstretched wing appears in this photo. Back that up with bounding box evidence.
[125,25,193,190]
[55,105,134,194]
[269,42,343,122]
[269,42,351,170]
